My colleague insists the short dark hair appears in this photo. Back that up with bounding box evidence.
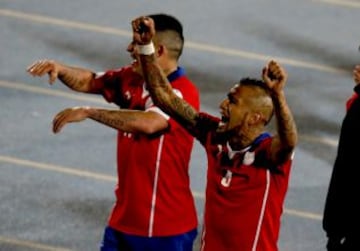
[239,77,274,125]
[148,13,184,59]
[149,13,184,42]
[239,77,268,90]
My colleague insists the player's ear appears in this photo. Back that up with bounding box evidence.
[156,44,166,57]
[249,112,262,125]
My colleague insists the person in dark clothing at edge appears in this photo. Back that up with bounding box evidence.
[323,65,360,251]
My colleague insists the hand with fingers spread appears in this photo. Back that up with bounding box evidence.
[52,107,90,134]
[26,59,63,84]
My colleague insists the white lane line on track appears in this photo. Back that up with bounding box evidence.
[0,155,116,182]
[0,154,322,220]
[301,134,338,147]
[185,41,348,75]
[284,208,322,220]
[0,155,204,198]
[314,0,360,8]
[0,235,72,251]
[0,8,349,75]
[0,80,107,105]
[0,8,131,37]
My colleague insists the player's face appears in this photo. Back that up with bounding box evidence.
[127,41,143,75]
[218,84,252,134]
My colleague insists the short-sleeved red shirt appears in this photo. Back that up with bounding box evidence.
[94,66,199,237]
[196,113,293,251]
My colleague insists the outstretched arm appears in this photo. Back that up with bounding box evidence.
[131,16,200,135]
[27,60,101,94]
[262,60,298,164]
[52,106,168,134]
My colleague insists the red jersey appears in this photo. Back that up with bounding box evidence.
[195,113,293,251]
[346,92,358,111]
[94,66,199,237]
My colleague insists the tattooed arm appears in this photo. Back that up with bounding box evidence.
[52,106,168,134]
[131,16,200,135]
[27,60,102,94]
[262,60,298,164]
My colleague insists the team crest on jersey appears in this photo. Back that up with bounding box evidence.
[124,91,131,100]
[243,151,255,165]
[221,169,232,187]
[217,145,223,154]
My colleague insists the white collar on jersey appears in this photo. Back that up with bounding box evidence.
[226,141,251,160]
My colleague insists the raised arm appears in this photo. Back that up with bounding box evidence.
[131,16,200,135]
[27,59,101,94]
[262,60,298,164]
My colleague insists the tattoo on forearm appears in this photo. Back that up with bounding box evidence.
[58,67,91,91]
[140,55,197,126]
[89,110,137,131]
[272,94,297,148]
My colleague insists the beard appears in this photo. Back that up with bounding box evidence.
[215,123,253,149]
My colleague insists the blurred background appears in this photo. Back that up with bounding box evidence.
[0,0,359,250]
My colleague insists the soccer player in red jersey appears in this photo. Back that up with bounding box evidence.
[27,14,199,251]
[132,16,298,251]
